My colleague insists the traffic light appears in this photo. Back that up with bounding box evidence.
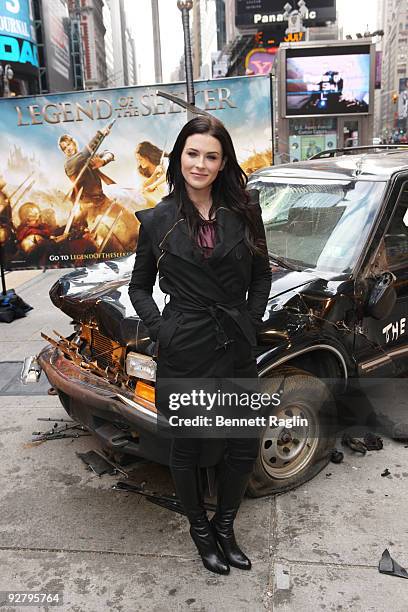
[392,93,398,104]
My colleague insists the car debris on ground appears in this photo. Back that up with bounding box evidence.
[341,432,384,455]
[31,418,90,442]
[330,449,344,464]
[112,480,216,515]
[341,433,368,454]
[76,449,129,478]
[363,432,383,450]
[379,549,408,579]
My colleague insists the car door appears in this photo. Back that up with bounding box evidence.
[355,179,408,377]
[381,183,408,375]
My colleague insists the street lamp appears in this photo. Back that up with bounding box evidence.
[0,64,14,98]
[177,0,195,107]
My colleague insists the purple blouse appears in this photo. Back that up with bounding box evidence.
[197,218,216,258]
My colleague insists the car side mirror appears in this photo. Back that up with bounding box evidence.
[365,272,397,320]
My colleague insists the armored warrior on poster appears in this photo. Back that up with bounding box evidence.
[58,126,116,227]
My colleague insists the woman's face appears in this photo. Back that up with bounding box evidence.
[181,133,225,194]
[136,153,156,178]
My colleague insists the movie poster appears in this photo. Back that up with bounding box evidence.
[0,75,272,270]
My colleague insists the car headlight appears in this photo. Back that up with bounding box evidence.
[126,352,156,381]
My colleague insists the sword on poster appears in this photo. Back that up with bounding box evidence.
[63,119,116,203]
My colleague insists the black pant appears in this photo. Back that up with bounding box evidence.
[166,314,261,516]
[170,437,260,477]
[169,436,259,524]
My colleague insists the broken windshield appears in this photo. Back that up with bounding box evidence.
[251,177,386,274]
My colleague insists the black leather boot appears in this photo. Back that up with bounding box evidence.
[170,459,229,575]
[210,466,252,570]
[189,514,230,575]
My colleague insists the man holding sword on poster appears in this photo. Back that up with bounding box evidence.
[56,121,140,261]
[58,123,116,227]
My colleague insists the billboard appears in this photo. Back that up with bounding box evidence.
[286,45,371,116]
[41,0,73,92]
[398,77,408,121]
[0,76,273,270]
[289,117,337,161]
[375,50,382,90]
[235,0,336,28]
[211,51,229,78]
[245,48,277,75]
[254,27,306,47]
[0,0,38,75]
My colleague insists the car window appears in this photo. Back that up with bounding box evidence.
[250,177,386,274]
[384,185,408,269]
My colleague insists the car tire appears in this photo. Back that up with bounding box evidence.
[246,366,337,497]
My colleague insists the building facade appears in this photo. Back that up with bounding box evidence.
[104,0,136,87]
[36,0,74,93]
[103,0,115,86]
[192,0,219,80]
[67,0,107,89]
[379,0,408,138]
[124,26,137,85]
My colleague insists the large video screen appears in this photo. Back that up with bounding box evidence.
[286,46,371,116]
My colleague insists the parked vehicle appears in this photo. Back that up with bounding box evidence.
[31,149,408,496]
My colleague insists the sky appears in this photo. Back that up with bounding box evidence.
[126,0,379,87]
[336,0,379,37]
[125,0,185,86]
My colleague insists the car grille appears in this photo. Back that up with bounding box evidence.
[91,329,115,369]
[81,325,124,371]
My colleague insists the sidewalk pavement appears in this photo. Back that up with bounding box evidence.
[0,270,407,612]
[1,269,72,361]
[5,269,43,289]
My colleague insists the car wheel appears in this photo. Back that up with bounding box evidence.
[247,366,337,497]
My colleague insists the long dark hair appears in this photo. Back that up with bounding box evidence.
[135,141,167,166]
[165,115,266,256]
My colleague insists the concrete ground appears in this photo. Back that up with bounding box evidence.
[0,270,408,612]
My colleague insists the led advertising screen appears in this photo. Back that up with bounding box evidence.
[0,0,38,75]
[286,46,371,116]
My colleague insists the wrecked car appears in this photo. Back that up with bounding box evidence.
[32,149,408,496]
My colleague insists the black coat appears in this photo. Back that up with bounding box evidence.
[128,191,272,386]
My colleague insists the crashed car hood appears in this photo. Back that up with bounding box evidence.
[49,255,340,350]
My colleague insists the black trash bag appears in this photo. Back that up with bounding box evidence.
[0,289,33,323]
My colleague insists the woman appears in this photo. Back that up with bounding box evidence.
[135,141,168,205]
[128,116,271,575]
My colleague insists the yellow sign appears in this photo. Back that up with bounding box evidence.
[284,32,305,43]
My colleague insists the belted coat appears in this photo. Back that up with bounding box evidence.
[128,191,272,402]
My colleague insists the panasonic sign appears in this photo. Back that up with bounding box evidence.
[235,1,336,28]
[254,10,317,24]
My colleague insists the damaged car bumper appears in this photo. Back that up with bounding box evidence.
[37,344,173,466]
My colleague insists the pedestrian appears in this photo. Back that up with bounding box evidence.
[128,115,271,575]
